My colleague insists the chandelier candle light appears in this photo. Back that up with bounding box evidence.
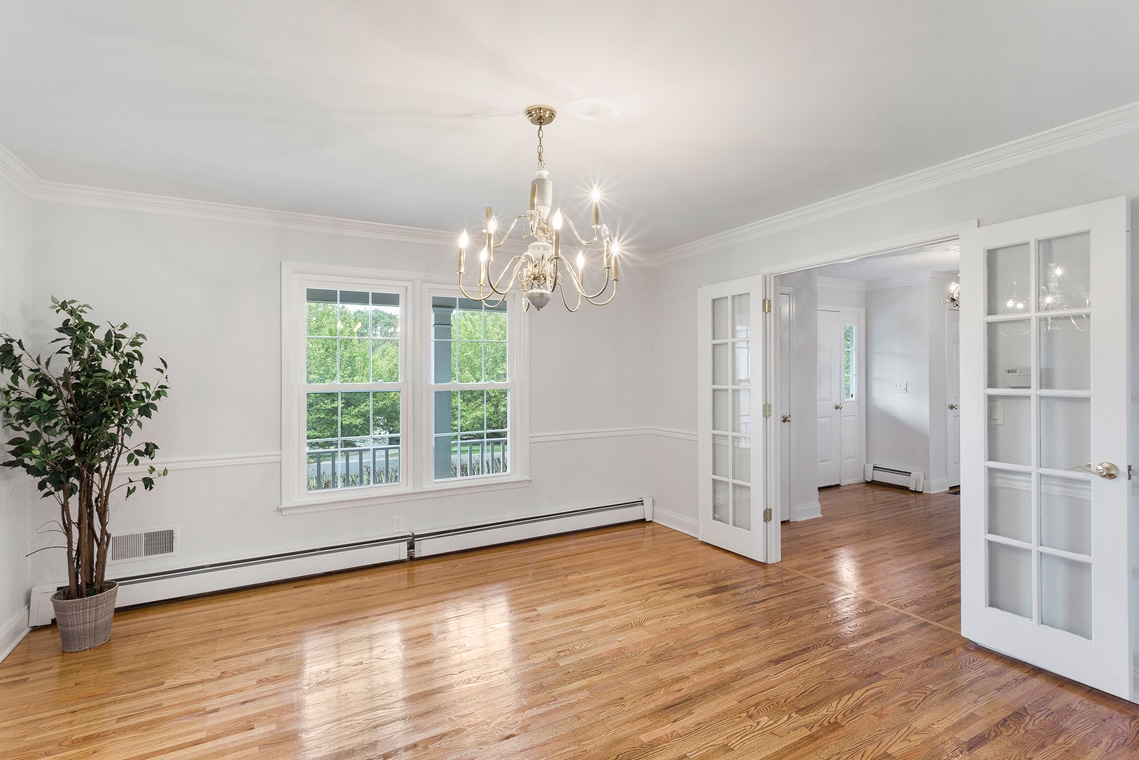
[458,105,620,311]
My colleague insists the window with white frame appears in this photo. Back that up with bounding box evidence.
[282,264,526,510]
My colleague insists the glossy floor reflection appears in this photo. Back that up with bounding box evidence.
[2,486,1137,758]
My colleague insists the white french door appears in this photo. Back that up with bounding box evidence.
[959,196,1133,700]
[816,309,843,487]
[698,275,771,562]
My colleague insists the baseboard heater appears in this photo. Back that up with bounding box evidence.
[863,464,925,492]
[29,498,649,627]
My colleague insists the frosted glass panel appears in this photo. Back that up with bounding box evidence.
[987,396,1030,466]
[987,469,1031,543]
[1041,554,1092,639]
[1041,475,1091,555]
[712,435,729,478]
[732,294,750,338]
[712,297,729,340]
[1038,232,1090,311]
[733,342,750,385]
[712,389,729,432]
[732,389,751,434]
[988,542,1032,619]
[712,479,729,524]
[1038,315,1090,390]
[732,483,751,530]
[733,437,751,483]
[986,242,1030,316]
[1040,397,1090,471]
[712,343,729,385]
[987,322,1031,389]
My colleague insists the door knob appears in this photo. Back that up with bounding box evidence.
[834,404,843,410]
[948,403,958,410]
[780,414,791,423]
[1071,462,1120,480]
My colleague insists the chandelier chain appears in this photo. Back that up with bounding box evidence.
[536,123,545,168]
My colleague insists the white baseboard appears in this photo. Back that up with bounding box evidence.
[651,507,698,538]
[0,606,30,663]
[926,478,950,494]
[791,501,822,522]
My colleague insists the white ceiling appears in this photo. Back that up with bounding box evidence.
[2,1,1139,255]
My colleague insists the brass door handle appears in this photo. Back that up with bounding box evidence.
[780,414,791,423]
[948,403,958,410]
[834,404,843,410]
[1071,462,1120,480]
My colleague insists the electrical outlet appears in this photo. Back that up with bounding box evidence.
[394,515,405,533]
[892,382,908,393]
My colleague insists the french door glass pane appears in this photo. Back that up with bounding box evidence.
[733,342,750,385]
[1037,232,1090,311]
[732,484,751,529]
[732,437,751,482]
[987,322,1030,389]
[712,479,729,524]
[1039,397,1090,471]
[713,343,729,385]
[986,242,1031,316]
[712,435,729,477]
[732,294,750,338]
[987,469,1031,543]
[732,389,750,434]
[1040,474,1091,555]
[712,297,729,340]
[712,389,729,432]
[988,542,1033,619]
[1039,315,1090,390]
[1041,554,1092,639]
[987,396,1030,466]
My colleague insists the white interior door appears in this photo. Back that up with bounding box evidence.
[817,309,842,487]
[698,276,770,561]
[960,196,1133,700]
[946,309,961,488]
[838,311,864,485]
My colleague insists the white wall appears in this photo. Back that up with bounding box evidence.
[649,128,1139,525]
[22,201,653,584]
[0,175,34,653]
[865,281,930,477]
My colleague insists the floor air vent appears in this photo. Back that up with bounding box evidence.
[111,528,176,562]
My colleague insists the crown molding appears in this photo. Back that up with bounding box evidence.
[650,100,1139,267]
[0,146,452,245]
[868,273,936,290]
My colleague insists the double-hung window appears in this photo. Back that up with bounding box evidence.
[282,264,526,512]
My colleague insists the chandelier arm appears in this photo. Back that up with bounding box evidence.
[491,216,528,248]
[562,259,613,300]
[560,216,600,247]
[484,255,528,297]
[558,271,583,313]
[581,278,619,307]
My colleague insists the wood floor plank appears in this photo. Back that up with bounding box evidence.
[1,483,1137,758]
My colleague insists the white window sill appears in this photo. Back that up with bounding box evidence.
[279,476,532,516]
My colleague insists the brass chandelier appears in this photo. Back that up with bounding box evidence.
[457,104,620,311]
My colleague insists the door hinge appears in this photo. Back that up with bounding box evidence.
[763,507,773,523]
[763,403,772,418]
[762,298,772,313]
[1129,464,1133,481]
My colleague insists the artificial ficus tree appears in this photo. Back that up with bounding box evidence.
[0,297,169,599]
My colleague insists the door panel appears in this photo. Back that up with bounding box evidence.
[960,196,1132,700]
[699,276,770,561]
[817,309,841,486]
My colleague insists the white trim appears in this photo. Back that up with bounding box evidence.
[817,276,868,292]
[791,501,822,522]
[0,606,30,663]
[762,222,977,277]
[278,477,533,516]
[649,427,699,443]
[651,507,698,538]
[118,451,281,476]
[651,101,1139,265]
[0,143,38,197]
[531,427,652,444]
[926,478,950,494]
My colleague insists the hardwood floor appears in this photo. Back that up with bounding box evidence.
[2,483,1137,758]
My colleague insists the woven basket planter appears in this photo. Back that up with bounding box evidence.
[51,581,118,652]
